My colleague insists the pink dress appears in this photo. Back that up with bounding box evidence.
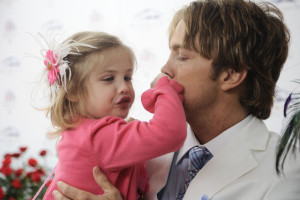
[42,76,187,200]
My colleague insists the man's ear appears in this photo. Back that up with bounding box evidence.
[220,69,247,91]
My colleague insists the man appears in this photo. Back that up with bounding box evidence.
[53,0,300,199]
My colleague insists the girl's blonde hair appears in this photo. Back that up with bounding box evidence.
[46,31,135,136]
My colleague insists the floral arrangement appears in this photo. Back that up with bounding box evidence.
[0,147,51,200]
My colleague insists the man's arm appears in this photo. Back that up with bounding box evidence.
[53,167,122,200]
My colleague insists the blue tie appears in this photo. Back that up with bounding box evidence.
[176,146,213,200]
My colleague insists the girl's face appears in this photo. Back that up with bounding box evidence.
[85,47,135,119]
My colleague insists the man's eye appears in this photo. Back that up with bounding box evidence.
[125,76,132,81]
[103,77,114,81]
[177,56,188,61]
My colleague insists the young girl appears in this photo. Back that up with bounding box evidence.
[33,31,186,200]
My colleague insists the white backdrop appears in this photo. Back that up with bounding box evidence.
[0,0,300,167]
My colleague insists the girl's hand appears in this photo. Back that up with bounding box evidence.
[52,166,123,200]
[150,73,170,88]
[126,117,136,122]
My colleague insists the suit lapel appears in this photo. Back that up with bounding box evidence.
[183,118,270,200]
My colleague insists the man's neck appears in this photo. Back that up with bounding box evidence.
[187,108,249,144]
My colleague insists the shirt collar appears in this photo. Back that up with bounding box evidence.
[176,115,253,163]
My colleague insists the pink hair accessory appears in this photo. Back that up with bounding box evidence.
[44,50,59,85]
[30,32,97,103]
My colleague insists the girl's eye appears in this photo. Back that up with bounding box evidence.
[125,76,132,81]
[103,76,114,81]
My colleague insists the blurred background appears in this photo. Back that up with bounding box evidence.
[0,0,300,168]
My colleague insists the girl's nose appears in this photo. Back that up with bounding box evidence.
[119,81,130,94]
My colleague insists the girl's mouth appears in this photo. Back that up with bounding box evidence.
[116,96,132,107]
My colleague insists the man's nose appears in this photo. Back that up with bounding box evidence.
[161,60,174,78]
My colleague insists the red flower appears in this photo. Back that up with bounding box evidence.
[11,153,21,158]
[19,147,27,152]
[26,171,32,178]
[2,156,11,166]
[0,187,5,199]
[11,179,22,189]
[0,166,13,176]
[39,150,47,156]
[30,171,42,182]
[15,168,23,177]
[28,158,38,167]
[9,198,15,200]
[4,154,11,159]
[46,180,52,187]
[36,168,45,175]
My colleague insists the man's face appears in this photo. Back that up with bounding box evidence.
[161,20,221,122]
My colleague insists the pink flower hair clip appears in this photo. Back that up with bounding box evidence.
[31,32,96,103]
[44,50,59,86]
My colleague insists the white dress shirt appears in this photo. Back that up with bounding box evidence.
[177,115,253,163]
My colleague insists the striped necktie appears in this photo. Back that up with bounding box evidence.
[176,146,213,200]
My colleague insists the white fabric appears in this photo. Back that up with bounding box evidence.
[146,117,300,200]
[177,115,253,163]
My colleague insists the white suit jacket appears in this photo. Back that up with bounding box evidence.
[146,117,300,200]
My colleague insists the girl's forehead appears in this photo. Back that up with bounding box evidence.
[94,59,134,74]
[97,65,133,73]
[94,48,134,72]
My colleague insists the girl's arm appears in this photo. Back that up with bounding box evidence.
[90,76,187,170]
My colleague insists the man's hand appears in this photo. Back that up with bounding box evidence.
[53,166,123,200]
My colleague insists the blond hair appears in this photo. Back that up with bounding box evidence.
[45,31,135,136]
